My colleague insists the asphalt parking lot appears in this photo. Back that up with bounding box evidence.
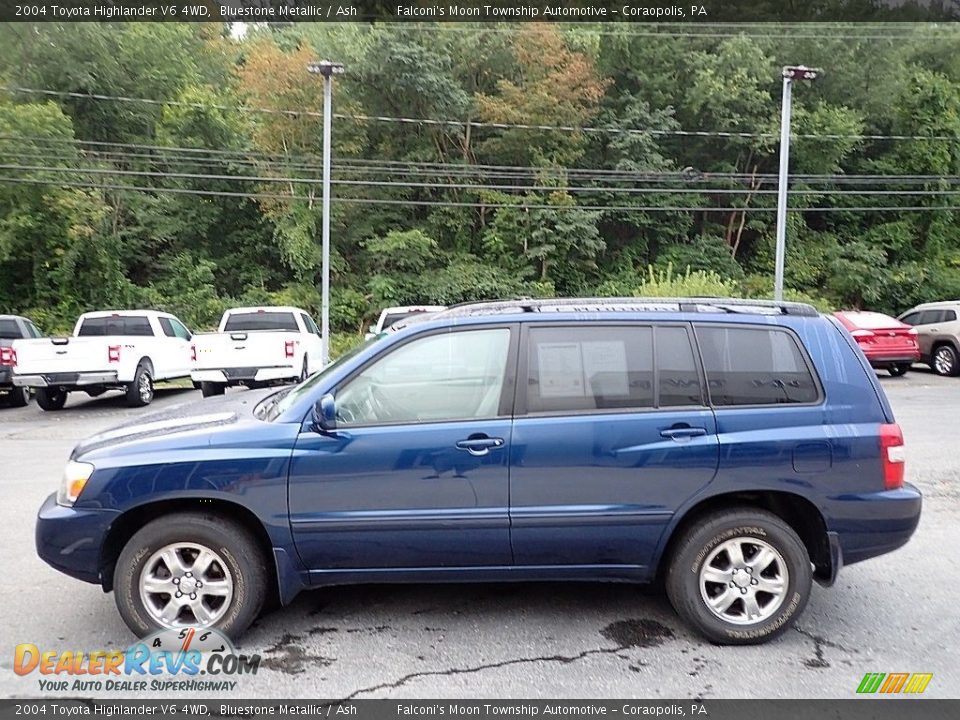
[1,371,958,699]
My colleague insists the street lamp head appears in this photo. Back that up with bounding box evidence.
[782,65,822,82]
[307,61,345,78]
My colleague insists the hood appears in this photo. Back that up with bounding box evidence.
[72,387,280,459]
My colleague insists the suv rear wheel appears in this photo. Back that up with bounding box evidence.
[665,509,811,645]
[113,513,267,639]
[932,344,960,377]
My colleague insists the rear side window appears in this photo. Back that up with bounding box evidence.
[224,312,298,332]
[77,316,153,337]
[300,313,320,335]
[26,321,43,338]
[525,326,655,413]
[0,319,22,339]
[695,325,819,406]
[917,310,943,325]
[943,310,957,322]
[158,317,176,337]
[656,326,703,407]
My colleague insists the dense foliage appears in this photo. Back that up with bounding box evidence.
[1,21,959,339]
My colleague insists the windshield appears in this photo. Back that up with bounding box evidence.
[259,337,378,421]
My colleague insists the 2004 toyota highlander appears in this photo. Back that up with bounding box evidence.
[35,298,922,644]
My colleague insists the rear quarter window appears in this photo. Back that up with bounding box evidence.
[694,325,820,407]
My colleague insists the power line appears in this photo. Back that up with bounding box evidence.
[6,86,959,143]
[8,162,960,198]
[2,175,958,214]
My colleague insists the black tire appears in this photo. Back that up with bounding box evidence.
[192,381,202,391]
[665,508,812,645]
[113,512,268,639]
[299,357,309,383]
[201,381,225,398]
[931,344,960,377]
[888,364,910,377]
[6,386,30,408]
[35,387,68,411]
[125,361,154,407]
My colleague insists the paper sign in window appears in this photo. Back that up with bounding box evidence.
[537,342,585,397]
[582,341,630,397]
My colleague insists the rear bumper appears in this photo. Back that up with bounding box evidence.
[14,371,119,388]
[191,365,297,384]
[829,482,922,568]
[865,354,920,367]
[36,492,119,586]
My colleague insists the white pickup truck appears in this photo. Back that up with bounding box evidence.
[12,310,194,410]
[365,305,446,339]
[190,306,323,398]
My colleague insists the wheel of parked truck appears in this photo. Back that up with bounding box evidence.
[7,386,30,408]
[888,364,910,377]
[125,361,154,407]
[665,508,811,645]
[113,512,267,639]
[299,357,309,383]
[35,388,67,411]
[932,344,960,377]
[201,381,225,398]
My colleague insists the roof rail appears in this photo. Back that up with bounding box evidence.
[437,296,820,318]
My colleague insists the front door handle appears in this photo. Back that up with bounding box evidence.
[456,436,505,456]
[660,425,708,440]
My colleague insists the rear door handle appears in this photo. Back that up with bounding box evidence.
[660,426,708,440]
[456,436,505,456]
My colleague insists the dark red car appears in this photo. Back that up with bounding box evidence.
[834,311,920,376]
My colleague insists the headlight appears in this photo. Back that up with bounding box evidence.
[57,461,94,507]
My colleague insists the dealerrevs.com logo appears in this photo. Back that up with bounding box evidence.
[14,628,260,693]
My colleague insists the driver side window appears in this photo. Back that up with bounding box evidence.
[336,328,511,426]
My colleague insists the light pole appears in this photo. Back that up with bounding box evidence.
[307,60,344,366]
[774,65,820,301]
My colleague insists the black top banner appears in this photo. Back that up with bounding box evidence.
[1,0,958,23]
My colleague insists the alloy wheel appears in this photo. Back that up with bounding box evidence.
[138,543,233,627]
[698,537,789,625]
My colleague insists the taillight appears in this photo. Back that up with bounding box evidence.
[284,340,295,359]
[850,329,875,343]
[190,344,197,362]
[0,347,16,367]
[107,345,121,363]
[880,423,905,490]
[907,328,919,336]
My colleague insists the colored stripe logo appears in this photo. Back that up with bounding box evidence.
[857,672,933,694]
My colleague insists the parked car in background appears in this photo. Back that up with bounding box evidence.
[36,298,920,645]
[0,314,44,407]
[897,301,960,377]
[12,310,193,410]
[833,311,920,377]
[190,306,322,398]
[365,305,446,339]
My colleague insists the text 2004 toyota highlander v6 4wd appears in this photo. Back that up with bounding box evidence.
[36,298,921,644]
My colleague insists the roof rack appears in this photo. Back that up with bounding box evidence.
[438,296,820,318]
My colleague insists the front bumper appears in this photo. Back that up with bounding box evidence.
[36,493,119,586]
[191,365,297,384]
[15,371,119,388]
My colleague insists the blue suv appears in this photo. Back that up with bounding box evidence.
[36,298,922,644]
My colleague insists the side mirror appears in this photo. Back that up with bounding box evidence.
[313,393,337,433]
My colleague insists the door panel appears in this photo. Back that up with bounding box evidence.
[289,420,513,569]
[288,325,517,571]
[509,323,719,569]
[510,409,718,567]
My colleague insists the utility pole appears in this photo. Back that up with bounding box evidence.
[774,65,821,301]
[307,60,345,366]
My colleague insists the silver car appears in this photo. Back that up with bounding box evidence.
[898,301,960,376]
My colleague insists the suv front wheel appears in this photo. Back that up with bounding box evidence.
[113,513,268,639]
[666,509,812,645]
